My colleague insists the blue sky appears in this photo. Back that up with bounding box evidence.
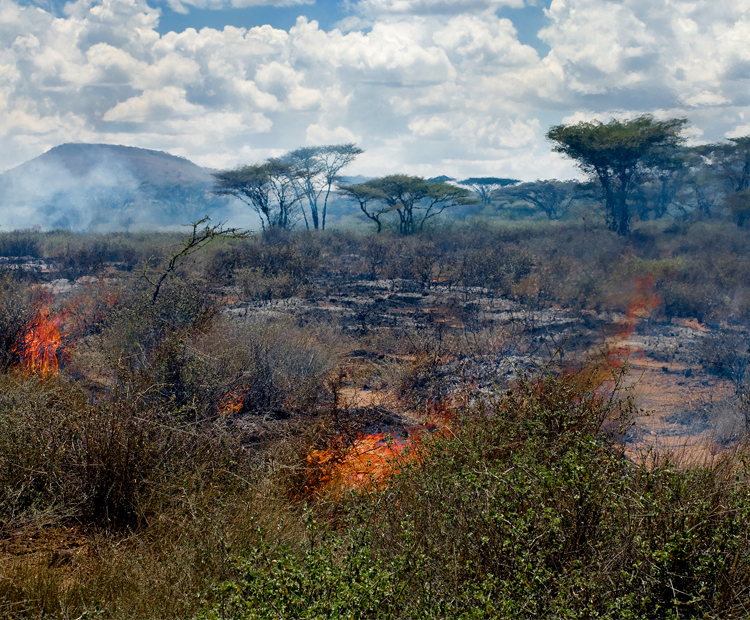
[156,0,348,34]
[2,0,749,181]
[153,0,553,57]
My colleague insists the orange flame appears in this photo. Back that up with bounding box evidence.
[305,431,410,498]
[622,275,659,335]
[13,285,121,378]
[608,275,659,364]
[15,305,65,376]
[300,403,457,500]
[218,387,249,416]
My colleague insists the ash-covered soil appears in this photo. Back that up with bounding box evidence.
[224,275,746,453]
[29,263,746,455]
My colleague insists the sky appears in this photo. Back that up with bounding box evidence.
[1,0,750,180]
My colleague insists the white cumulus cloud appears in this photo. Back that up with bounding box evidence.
[350,0,525,18]
[165,0,311,16]
[0,0,749,188]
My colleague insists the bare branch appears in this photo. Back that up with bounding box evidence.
[144,216,252,303]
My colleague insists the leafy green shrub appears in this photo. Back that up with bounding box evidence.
[205,366,750,619]
[199,540,404,620]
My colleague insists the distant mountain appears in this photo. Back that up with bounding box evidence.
[0,143,253,232]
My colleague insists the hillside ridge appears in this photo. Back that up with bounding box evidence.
[0,143,242,231]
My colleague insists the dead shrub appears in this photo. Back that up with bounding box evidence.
[0,272,36,371]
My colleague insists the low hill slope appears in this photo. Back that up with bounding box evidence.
[0,144,243,231]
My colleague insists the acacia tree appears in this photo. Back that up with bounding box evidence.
[458,177,519,206]
[340,175,476,235]
[697,136,750,193]
[629,147,694,221]
[690,137,750,223]
[421,182,478,230]
[373,175,428,235]
[282,144,363,230]
[547,115,687,235]
[635,139,750,222]
[337,183,389,233]
[496,180,580,220]
[213,160,302,231]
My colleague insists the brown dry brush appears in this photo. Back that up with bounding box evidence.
[0,271,346,618]
[0,367,308,619]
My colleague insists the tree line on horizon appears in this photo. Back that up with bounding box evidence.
[212,144,509,235]
[212,116,750,236]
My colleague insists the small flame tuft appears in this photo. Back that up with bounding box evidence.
[218,387,249,416]
[608,275,660,365]
[14,305,65,376]
[304,432,410,498]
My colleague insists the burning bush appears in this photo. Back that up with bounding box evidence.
[12,303,65,376]
[301,431,410,500]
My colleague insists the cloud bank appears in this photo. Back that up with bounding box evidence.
[165,0,313,17]
[1,0,749,182]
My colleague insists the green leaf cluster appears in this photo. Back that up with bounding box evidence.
[204,368,750,619]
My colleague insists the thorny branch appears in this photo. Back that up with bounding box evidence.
[142,216,252,303]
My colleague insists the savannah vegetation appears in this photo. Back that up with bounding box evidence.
[2,116,750,618]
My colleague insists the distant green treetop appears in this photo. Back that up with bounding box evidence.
[458,177,520,206]
[547,115,687,235]
[340,175,476,234]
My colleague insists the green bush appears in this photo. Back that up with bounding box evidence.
[205,367,750,619]
[199,540,404,620]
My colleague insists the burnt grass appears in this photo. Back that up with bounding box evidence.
[227,272,730,422]
[2,222,750,618]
